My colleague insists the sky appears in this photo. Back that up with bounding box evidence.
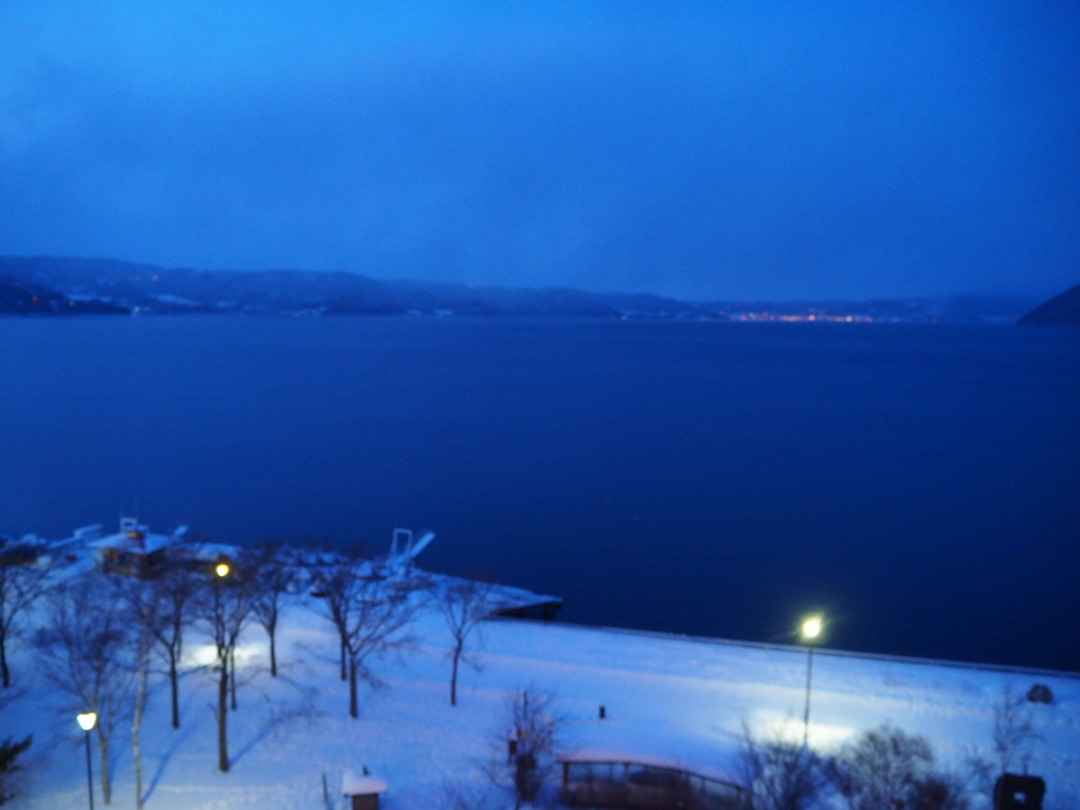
[1,2,1078,302]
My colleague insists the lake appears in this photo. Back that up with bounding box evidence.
[1,315,1077,671]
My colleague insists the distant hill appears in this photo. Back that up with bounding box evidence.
[0,254,1038,323]
[1017,283,1080,326]
[0,255,684,319]
[0,271,128,315]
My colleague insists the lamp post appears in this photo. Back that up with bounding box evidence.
[76,711,97,810]
[799,614,823,747]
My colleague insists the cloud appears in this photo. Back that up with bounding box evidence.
[1,2,1078,299]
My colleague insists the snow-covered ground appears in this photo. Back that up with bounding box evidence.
[3,579,1078,809]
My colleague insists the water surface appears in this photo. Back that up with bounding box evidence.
[1,316,1077,670]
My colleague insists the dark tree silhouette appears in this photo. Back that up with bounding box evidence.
[0,735,32,805]
[314,554,354,683]
[116,563,196,729]
[830,724,969,810]
[194,562,256,773]
[502,689,558,810]
[738,725,827,810]
[434,578,494,706]
[246,543,296,677]
[316,554,418,718]
[35,575,132,806]
[0,545,51,688]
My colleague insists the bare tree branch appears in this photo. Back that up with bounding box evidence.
[35,574,132,806]
[433,577,494,707]
[0,542,51,688]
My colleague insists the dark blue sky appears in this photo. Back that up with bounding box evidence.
[2,2,1078,301]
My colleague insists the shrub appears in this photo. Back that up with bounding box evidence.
[830,724,969,810]
[738,726,828,810]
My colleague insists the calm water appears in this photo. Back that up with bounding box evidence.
[2,316,1078,671]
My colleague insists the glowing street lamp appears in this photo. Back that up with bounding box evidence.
[215,562,230,578]
[76,711,97,810]
[799,614,823,746]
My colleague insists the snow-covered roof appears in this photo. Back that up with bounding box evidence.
[92,526,181,555]
[182,541,240,562]
[341,770,388,795]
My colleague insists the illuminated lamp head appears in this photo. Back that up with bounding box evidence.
[800,614,824,643]
[77,712,97,731]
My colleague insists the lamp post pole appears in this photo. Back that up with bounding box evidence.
[77,712,97,810]
[799,615,822,747]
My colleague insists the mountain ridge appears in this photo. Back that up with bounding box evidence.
[1017,282,1080,326]
[0,254,1041,323]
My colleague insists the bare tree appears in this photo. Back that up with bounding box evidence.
[246,543,296,677]
[830,724,969,810]
[0,545,51,688]
[501,689,559,810]
[316,554,418,718]
[130,598,153,809]
[313,555,354,683]
[0,735,32,806]
[738,725,826,810]
[111,576,159,809]
[194,563,256,772]
[434,578,494,706]
[117,563,196,730]
[35,575,132,806]
[342,577,417,719]
[313,553,416,717]
[991,683,1040,775]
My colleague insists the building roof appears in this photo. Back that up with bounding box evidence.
[341,771,388,796]
[90,519,185,556]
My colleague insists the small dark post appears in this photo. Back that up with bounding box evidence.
[599,705,606,719]
[77,712,97,810]
[84,728,94,810]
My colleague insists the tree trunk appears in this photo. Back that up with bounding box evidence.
[0,635,9,688]
[218,658,229,772]
[229,646,237,711]
[133,710,144,808]
[97,727,112,805]
[339,636,347,682]
[349,656,359,719]
[169,652,180,729]
[450,645,461,707]
[269,628,277,677]
[133,644,149,808]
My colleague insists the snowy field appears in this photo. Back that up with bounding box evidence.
[2,582,1078,809]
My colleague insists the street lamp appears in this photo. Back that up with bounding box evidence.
[799,614,823,747]
[76,711,97,810]
[212,560,239,713]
